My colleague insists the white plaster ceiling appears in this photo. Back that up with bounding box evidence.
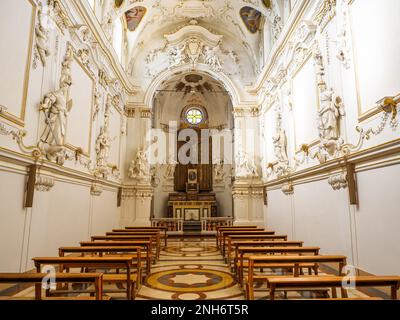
[105,0,285,101]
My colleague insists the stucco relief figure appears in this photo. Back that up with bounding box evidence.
[235,150,258,178]
[203,46,223,72]
[95,126,111,169]
[38,81,72,163]
[273,128,288,163]
[35,8,50,67]
[318,84,345,142]
[169,44,187,68]
[313,45,325,85]
[272,15,283,41]
[38,46,74,164]
[92,89,102,121]
[213,159,225,182]
[129,148,151,182]
[60,46,73,89]
[164,159,177,180]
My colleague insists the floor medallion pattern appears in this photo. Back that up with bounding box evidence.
[136,239,243,300]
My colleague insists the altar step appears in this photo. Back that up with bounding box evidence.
[183,221,202,233]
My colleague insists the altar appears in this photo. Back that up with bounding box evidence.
[168,193,217,220]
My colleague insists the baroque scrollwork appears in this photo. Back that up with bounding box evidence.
[34,4,50,68]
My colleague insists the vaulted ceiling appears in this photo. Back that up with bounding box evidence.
[100,0,287,99]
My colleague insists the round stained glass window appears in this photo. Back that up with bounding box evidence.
[186,108,204,125]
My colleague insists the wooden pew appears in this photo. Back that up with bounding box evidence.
[79,241,152,274]
[223,234,287,260]
[124,226,168,246]
[220,231,276,257]
[91,235,159,261]
[228,240,303,268]
[246,255,347,300]
[216,226,259,248]
[0,273,104,300]
[217,227,264,248]
[267,276,400,300]
[105,231,160,258]
[33,256,138,300]
[58,246,143,286]
[236,246,320,286]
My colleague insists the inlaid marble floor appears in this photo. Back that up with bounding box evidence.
[135,238,372,300]
[3,237,376,300]
[136,237,243,300]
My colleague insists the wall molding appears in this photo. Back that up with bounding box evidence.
[265,138,400,190]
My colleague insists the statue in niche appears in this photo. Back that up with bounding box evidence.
[312,83,346,163]
[272,113,288,163]
[235,150,258,178]
[95,126,111,170]
[317,83,345,142]
[164,159,178,180]
[38,47,73,164]
[128,148,151,183]
[35,6,50,67]
[169,44,187,68]
[213,159,225,182]
[203,46,223,72]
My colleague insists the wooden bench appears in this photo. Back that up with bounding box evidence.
[79,241,152,274]
[236,246,320,286]
[33,256,138,300]
[124,226,168,246]
[228,240,304,267]
[91,235,159,261]
[0,273,104,300]
[105,231,160,258]
[220,231,276,257]
[216,226,259,248]
[218,228,265,249]
[58,246,143,286]
[267,276,400,300]
[224,234,287,260]
[246,255,347,300]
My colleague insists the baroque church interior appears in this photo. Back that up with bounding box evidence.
[0,0,399,302]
